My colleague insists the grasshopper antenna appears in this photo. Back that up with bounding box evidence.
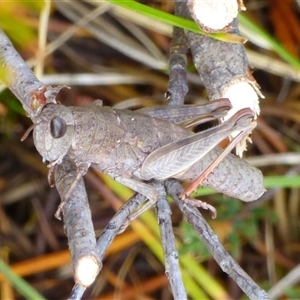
[20,123,37,141]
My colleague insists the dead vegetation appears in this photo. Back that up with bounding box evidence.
[1,1,300,299]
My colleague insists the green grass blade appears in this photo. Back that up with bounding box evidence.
[194,175,300,197]
[239,14,300,69]
[180,255,228,299]
[264,175,300,188]
[0,259,47,300]
[106,0,246,43]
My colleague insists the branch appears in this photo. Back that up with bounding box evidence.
[54,156,100,287]
[175,0,264,156]
[176,1,263,102]
[69,192,146,299]
[0,28,63,121]
[167,26,188,105]
[0,28,98,288]
[166,3,269,298]
[155,16,188,298]
[154,181,187,300]
[165,179,270,300]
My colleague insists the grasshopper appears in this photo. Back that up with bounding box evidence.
[25,98,265,219]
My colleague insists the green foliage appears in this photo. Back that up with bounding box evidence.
[179,196,276,260]
[107,0,300,69]
[0,90,24,116]
[0,2,39,49]
[239,14,300,69]
[180,222,211,260]
[107,0,246,43]
[0,259,46,300]
[283,287,300,299]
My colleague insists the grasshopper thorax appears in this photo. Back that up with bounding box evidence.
[33,103,75,165]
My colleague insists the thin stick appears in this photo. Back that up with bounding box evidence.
[68,192,146,299]
[166,179,270,300]
[167,27,188,105]
[154,182,187,300]
[54,156,100,287]
[0,28,98,289]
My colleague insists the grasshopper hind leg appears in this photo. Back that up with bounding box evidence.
[181,108,256,200]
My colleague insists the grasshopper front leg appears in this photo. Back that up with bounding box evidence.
[54,162,91,219]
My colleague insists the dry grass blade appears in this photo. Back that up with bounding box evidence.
[1,1,300,299]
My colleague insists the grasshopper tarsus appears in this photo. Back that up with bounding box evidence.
[182,197,217,219]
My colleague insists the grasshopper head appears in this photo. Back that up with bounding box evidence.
[33,103,75,164]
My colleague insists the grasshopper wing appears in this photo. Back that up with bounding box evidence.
[141,121,232,180]
[140,109,250,181]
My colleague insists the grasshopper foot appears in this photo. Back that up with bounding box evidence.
[182,197,217,219]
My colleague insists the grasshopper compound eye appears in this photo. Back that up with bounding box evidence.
[33,104,75,163]
[50,116,67,138]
